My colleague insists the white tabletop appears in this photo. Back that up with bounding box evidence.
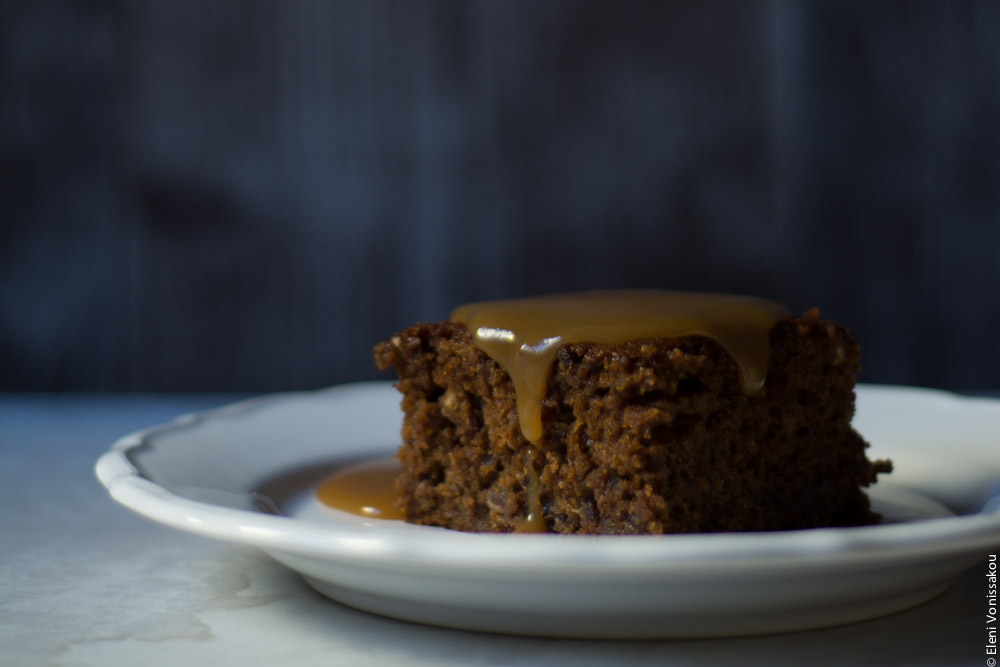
[0,394,991,666]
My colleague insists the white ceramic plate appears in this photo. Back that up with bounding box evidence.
[96,383,1000,638]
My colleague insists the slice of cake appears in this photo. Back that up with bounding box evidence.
[374,290,891,535]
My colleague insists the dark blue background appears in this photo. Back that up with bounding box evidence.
[3,1,999,391]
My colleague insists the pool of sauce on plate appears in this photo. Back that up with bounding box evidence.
[451,290,789,444]
[320,290,789,532]
[315,457,404,520]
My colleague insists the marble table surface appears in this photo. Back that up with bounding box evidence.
[1,393,993,666]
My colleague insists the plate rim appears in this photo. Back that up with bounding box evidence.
[95,382,1000,570]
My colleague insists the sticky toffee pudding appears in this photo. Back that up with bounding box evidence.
[358,290,890,534]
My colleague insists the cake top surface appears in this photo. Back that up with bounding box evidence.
[451,290,790,443]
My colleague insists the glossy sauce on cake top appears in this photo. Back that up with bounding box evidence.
[451,290,790,444]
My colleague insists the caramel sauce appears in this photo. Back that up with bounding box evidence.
[452,290,789,444]
[315,457,404,520]
[513,448,547,533]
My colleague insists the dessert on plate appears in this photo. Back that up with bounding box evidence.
[374,290,891,535]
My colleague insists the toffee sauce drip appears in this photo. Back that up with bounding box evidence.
[451,290,790,444]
